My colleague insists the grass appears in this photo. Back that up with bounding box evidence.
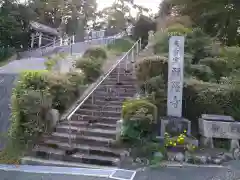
[0,133,29,165]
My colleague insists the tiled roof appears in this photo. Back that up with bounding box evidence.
[30,21,59,36]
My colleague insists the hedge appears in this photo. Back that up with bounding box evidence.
[107,38,134,53]
[188,64,214,82]
[199,57,228,80]
[135,55,168,84]
[75,57,103,83]
[83,46,107,60]
[9,70,86,144]
[183,78,240,134]
[121,98,158,142]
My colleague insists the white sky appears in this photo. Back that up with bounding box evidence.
[97,0,161,16]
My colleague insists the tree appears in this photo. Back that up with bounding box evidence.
[29,0,97,36]
[0,0,34,49]
[166,0,240,46]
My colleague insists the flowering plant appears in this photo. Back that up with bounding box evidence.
[164,130,196,151]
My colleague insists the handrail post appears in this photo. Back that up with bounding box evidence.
[139,38,142,51]
[125,54,128,70]
[136,41,139,55]
[131,47,135,63]
[117,63,120,83]
[91,95,94,117]
[68,118,72,148]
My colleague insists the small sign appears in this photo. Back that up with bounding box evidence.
[167,36,185,117]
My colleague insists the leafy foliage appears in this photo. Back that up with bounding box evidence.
[107,38,134,53]
[166,24,192,36]
[135,55,168,84]
[185,28,213,64]
[44,53,67,71]
[121,99,158,142]
[46,73,78,112]
[83,47,107,60]
[142,75,167,116]
[165,0,240,46]
[199,57,228,80]
[188,64,214,82]
[9,69,86,146]
[75,57,103,83]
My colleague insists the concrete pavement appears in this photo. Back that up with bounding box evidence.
[1,163,240,180]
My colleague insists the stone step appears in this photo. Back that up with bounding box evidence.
[106,76,136,82]
[45,132,115,147]
[95,87,137,94]
[38,139,121,157]
[71,114,119,124]
[89,95,131,102]
[93,90,136,97]
[77,109,121,117]
[96,86,136,93]
[61,120,117,130]
[85,99,124,106]
[56,125,116,139]
[101,80,135,86]
[97,84,136,89]
[32,146,119,166]
[80,104,122,112]
[21,156,113,168]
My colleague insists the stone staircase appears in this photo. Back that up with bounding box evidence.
[23,61,138,167]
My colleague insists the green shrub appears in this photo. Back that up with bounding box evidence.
[66,70,85,86]
[135,55,168,83]
[188,64,214,82]
[121,99,158,142]
[166,24,192,36]
[44,53,67,71]
[220,46,240,70]
[0,47,14,62]
[46,73,77,112]
[10,86,52,143]
[199,57,228,80]
[165,16,193,28]
[185,28,213,63]
[107,38,134,53]
[83,46,107,60]
[142,75,167,116]
[153,32,169,54]
[75,58,103,83]
[14,70,49,91]
[183,78,240,134]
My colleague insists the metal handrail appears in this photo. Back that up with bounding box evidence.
[66,38,141,146]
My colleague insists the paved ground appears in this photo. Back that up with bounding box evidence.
[1,162,240,180]
[135,166,240,180]
[0,171,111,180]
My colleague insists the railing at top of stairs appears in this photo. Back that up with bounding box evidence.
[66,38,142,148]
[19,31,126,58]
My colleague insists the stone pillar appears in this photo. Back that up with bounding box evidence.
[38,32,42,47]
[31,33,35,48]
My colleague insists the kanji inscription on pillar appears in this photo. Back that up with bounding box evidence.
[167,36,185,117]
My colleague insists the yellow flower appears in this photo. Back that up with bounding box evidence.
[169,141,173,145]
[173,143,177,146]
[184,130,187,133]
